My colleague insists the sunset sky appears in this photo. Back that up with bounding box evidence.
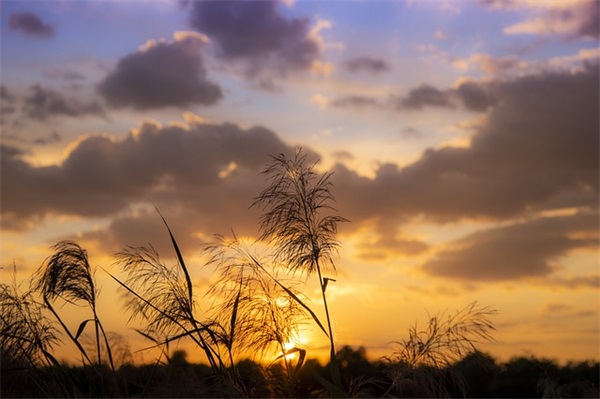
[1,0,599,365]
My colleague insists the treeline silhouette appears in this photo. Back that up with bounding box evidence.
[2,347,598,398]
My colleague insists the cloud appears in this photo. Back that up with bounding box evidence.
[98,33,222,110]
[344,57,391,74]
[327,80,494,113]
[331,63,599,222]
[453,53,526,76]
[33,131,62,145]
[1,85,17,116]
[454,80,495,112]
[23,84,104,120]
[395,84,454,110]
[356,234,429,261]
[541,303,572,315]
[188,0,322,81]
[1,118,291,233]
[330,95,382,109]
[394,80,494,112]
[43,69,87,90]
[421,211,597,280]
[485,0,599,41]
[3,65,598,269]
[545,274,600,289]
[9,12,55,38]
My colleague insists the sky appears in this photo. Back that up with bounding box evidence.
[1,0,599,366]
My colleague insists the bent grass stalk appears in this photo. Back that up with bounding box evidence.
[32,241,119,395]
[252,149,347,389]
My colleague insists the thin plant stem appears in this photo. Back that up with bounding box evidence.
[315,257,341,387]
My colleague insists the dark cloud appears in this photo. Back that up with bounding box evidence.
[1,85,15,101]
[1,119,291,233]
[1,85,17,115]
[9,12,55,38]
[332,63,599,222]
[356,235,428,261]
[575,1,600,40]
[546,274,600,289]
[395,84,454,110]
[344,57,390,74]
[330,95,381,109]
[422,211,597,280]
[23,84,104,120]
[455,81,495,112]
[333,80,493,113]
[98,34,222,110]
[188,1,320,79]
[33,131,62,145]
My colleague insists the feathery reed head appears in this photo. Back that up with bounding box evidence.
[34,241,96,306]
[113,244,193,337]
[252,149,348,276]
[204,235,308,360]
[389,301,497,368]
[1,281,59,367]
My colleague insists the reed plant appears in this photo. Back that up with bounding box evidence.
[203,234,311,396]
[384,302,497,397]
[1,267,59,370]
[0,267,65,397]
[252,150,348,389]
[110,216,228,375]
[32,241,119,395]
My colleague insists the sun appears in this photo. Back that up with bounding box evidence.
[280,331,311,361]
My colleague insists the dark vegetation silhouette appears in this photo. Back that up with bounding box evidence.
[2,150,598,398]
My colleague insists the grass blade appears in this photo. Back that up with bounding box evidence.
[74,318,94,340]
[229,280,242,349]
[154,206,194,308]
[247,253,329,338]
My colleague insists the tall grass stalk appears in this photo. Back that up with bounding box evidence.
[1,266,59,370]
[203,234,310,393]
[385,302,497,397]
[252,149,348,388]
[33,241,117,395]
[112,244,224,372]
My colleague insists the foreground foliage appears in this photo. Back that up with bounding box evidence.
[2,347,598,398]
[2,150,509,397]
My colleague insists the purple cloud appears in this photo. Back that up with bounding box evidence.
[9,12,55,38]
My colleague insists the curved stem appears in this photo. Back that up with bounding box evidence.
[44,298,93,367]
[315,258,341,387]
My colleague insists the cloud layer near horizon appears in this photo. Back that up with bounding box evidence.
[332,64,598,222]
[2,64,597,282]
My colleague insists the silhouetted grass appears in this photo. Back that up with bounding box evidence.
[1,151,514,398]
[253,149,348,390]
[384,302,497,397]
[32,241,119,395]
